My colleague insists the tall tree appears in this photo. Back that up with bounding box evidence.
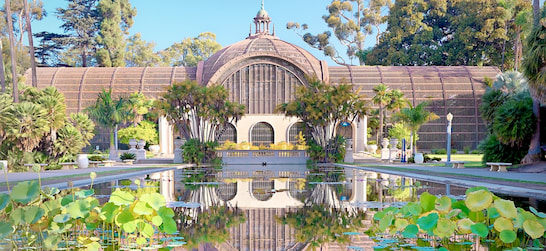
[95,0,136,67]
[56,0,99,67]
[394,102,439,154]
[85,89,130,159]
[372,83,390,142]
[521,4,545,163]
[33,31,66,66]
[159,32,221,67]
[5,0,19,102]
[276,78,368,162]
[287,0,392,65]
[23,0,36,87]
[125,33,160,67]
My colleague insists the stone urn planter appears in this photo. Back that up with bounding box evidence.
[149,145,160,154]
[77,154,89,168]
[414,153,424,164]
[368,144,378,153]
[137,139,146,149]
[128,139,138,150]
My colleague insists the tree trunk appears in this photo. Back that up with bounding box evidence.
[0,42,6,93]
[533,0,540,26]
[24,0,37,87]
[108,127,117,160]
[5,0,19,103]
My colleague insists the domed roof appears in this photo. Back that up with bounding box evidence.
[256,8,269,18]
[200,36,326,85]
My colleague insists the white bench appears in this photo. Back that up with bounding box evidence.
[102,160,115,167]
[451,161,468,168]
[486,162,512,172]
[88,161,101,168]
[59,162,77,170]
[24,163,48,172]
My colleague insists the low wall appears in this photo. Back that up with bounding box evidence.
[217,150,309,165]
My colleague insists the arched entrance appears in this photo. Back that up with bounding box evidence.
[250,122,274,146]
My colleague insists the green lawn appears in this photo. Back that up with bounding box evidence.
[425,154,484,168]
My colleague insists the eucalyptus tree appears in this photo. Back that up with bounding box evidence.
[159,32,221,67]
[157,80,245,143]
[56,0,99,67]
[277,78,368,163]
[394,102,439,154]
[372,83,390,142]
[5,0,19,102]
[96,0,136,67]
[125,33,161,67]
[287,0,392,65]
[85,88,130,159]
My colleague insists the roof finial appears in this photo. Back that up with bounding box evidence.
[261,0,264,10]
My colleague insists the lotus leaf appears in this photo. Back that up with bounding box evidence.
[468,210,485,223]
[41,198,62,215]
[61,194,75,206]
[137,221,154,237]
[494,199,518,219]
[405,202,422,216]
[530,207,546,219]
[157,206,175,219]
[433,218,456,238]
[10,208,24,225]
[53,213,71,223]
[151,215,163,226]
[435,196,452,213]
[75,189,94,199]
[420,192,436,212]
[402,224,419,238]
[373,211,385,221]
[67,199,91,219]
[140,193,166,211]
[379,214,394,232]
[465,189,492,212]
[84,241,101,251]
[465,186,489,194]
[395,218,409,231]
[136,236,147,245]
[100,202,119,223]
[457,218,474,234]
[451,200,469,218]
[417,212,439,232]
[470,222,489,238]
[116,209,135,225]
[0,194,10,211]
[446,209,461,219]
[133,201,153,215]
[162,217,177,234]
[43,234,61,250]
[24,206,45,224]
[499,229,517,243]
[0,221,13,239]
[11,180,40,204]
[516,210,536,228]
[122,219,137,233]
[494,217,514,232]
[523,219,545,239]
[109,189,135,206]
[487,206,500,219]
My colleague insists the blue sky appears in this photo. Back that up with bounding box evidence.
[31,0,380,66]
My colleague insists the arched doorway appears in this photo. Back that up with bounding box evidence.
[336,121,353,139]
[251,122,274,146]
[288,122,311,145]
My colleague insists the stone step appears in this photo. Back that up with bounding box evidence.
[137,158,174,164]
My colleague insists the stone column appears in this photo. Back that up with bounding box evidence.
[355,115,367,153]
[158,116,174,154]
[173,137,184,163]
[344,138,354,163]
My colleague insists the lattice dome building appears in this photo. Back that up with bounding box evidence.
[24,4,500,154]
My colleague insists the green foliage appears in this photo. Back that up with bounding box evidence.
[366,0,532,69]
[479,134,528,164]
[119,152,136,160]
[157,80,245,143]
[287,0,391,65]
[522,5,546,103]
[369,189,546,249]
[388,123,411,147]
[125,33,161,67]
[277,78,367,163]
[394,101,439,153]
[181,139,220,165]
[118,120,159,145]
[159,32,221,67]
[96,0,136,67]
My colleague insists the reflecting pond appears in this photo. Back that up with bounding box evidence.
[87,164,546,250]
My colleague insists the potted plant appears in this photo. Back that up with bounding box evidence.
[367,140,378,153]
[120,152,136,164]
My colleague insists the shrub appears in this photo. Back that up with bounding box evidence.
[432,149,447,154]
[120,152,136,160]
[88,155,106,161]
[451,149,457,154]
[478,134,528,165]
[182,139,220,165]
[118,120,159,145]
[463,146,471,154]
[471,149,482,154]
[368,140,377,145]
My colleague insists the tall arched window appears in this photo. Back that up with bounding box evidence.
[218,123,237,144]
[251,122,274,146]
[288,122,311,145]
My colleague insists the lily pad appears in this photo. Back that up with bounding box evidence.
[465,189,492,212]
[523,219,545,239]
[435,196,452,212]
[530,207,546,219]
[471,222,489,238]
[11,181,40,204]
[417,213,439,232]
[499,230,517,243]
[402,224,419,238]
[494,199,517,219]
[109,190,135,206]
[420,192,436,212]
[494,217,513,232]
[457,218,474,234]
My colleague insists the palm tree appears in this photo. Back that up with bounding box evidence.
[521,5,545,163]
[126,92,152,126]
[37,87,67,142]
[85,89,129,159]
[5,102,49,152]
[0,93,13,145]
[372,83,391,143]
[394,102,439,154]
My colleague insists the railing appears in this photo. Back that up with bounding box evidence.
[217,150,309,165]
